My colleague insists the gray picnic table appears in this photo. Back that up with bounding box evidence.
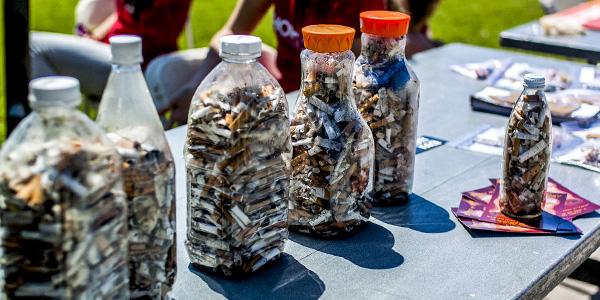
[167,43,600,300]
[500,20,600,63]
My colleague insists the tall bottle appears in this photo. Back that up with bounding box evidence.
[97,35,176,299]
[289,25,375,238]
[184,35,291,276]
[0,77,129,298]
[501,74,552,220]
[353,11,420,206]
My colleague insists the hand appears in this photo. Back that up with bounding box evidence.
[159,85,195,129]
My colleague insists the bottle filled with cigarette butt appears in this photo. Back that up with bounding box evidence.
[353,11,420,206]
[501,74,552,220]
[97,35,176,299]
[184,35,291,276]
[289,25,375,238]
[0,77,130,298]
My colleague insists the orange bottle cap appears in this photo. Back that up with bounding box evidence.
[302,25,355,53]
[360,11,411,37]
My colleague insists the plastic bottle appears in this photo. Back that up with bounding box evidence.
[353,11,420,206]
[184,35,291,276]
[0,76,129,299]
[97,35,176,299]
[501,74,552,220]
[289,25,375,238]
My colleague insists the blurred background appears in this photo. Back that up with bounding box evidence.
[0,0,547,143]
[28,0,545,49]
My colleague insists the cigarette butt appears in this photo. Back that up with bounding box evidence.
[512,139,520,157]
[359,94,379,114]
[370,117,393,130]
[292,151,309,167]
[303,82,321,97]
[308,146,322,156]
[586,133,600,139]
[261,84,275,97]
[523,164,541,182]
[229,111,250,131]
[225,114,234,128]
[293,161,308,174]
[16,175,44,206]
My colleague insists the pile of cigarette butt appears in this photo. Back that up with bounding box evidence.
[289,53,373,238]
[502,91,552,218]
[0,138,129,298]
[354,35,419,205]
[109,131,176,298]
[185,84,290,275]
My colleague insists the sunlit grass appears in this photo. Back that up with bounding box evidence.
[429,0,544,48]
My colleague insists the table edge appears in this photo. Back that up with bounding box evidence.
[516,224,600,299]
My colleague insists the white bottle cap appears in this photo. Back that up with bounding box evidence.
[109,35,143,65]
[28,76,82,109]
[219,35,262,60]
[523,73,545,89]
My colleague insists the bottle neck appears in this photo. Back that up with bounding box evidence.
[32,103,79,113]
[522,87,546,102]
[360,33,406,63]
[111,63,142,73]
[300,49,355,105]
[222,57,259,64]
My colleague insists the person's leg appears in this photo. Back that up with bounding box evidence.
[145,48,209,111]
[30,31,112,99]
[145,44,280,112]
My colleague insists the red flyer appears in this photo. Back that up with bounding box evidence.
[452,178,598,234]
[547,178,600,220]
[489,178,600,220]
[452,208,579,234]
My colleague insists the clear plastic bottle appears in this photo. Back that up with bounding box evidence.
[501,74,552,220]
[97,36,176,299]
[353,11,420,206]
[184,35,291,276]
[0,77,129,299]
[289,25,375,238]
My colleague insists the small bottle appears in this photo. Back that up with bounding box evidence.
[0,77,129,299]
[97,35,176,299]
[353,11,420,206]
[501,74,552,220]
[184,35,291,276]
[289,25,375,238]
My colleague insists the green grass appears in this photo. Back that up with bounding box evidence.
[187,1,276,47]
[2,0,545,143]
[30,0,78,34]
[429,0,545,48]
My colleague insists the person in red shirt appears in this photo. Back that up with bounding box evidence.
[30,0,191,99]
[389,0,441,58]
[102,0,192,66]
[273,0,387,91]
[161,0,387,126]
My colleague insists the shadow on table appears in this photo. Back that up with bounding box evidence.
[460,212,600,240]
[371,194,456,233]
[463,228,582,240]
[188,254,325,300]
[577,211,600,220]
[290,222,404,270]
